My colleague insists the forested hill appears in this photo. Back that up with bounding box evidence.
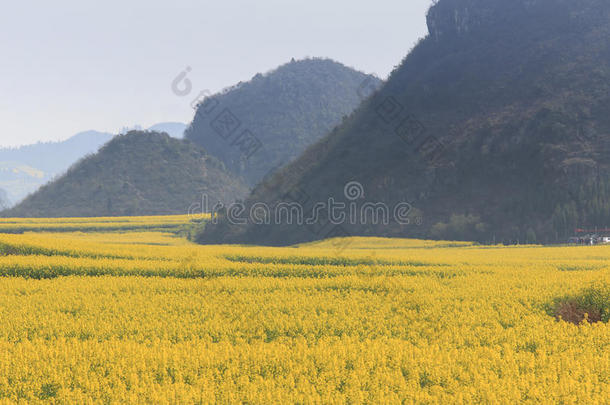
[198,0,610,246]
[4,131,248,217]
[184,58,381,186]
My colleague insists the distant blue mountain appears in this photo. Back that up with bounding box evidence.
[0,188,9,210]
[0,130,113,205]
[0,122,186,205]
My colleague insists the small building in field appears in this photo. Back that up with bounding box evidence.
[568,231,610,245]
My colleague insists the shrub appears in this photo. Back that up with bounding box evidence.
[549,284,610,324]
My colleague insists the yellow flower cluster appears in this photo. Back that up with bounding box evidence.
[0,217,608,403]
[0,214,200,233]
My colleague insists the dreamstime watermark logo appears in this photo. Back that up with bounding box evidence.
[355,77,453,168]
[170,66,263,160]
[171,66,193,96]
[344,181,364,200]
[356,76,382,101]
[171,66,212,108]
[188,181,415,227]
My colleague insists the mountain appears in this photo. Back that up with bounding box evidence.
[184,58,381,186]
[0,123,187,206]
[0,131,113,204]
[3,131,247,218]
[147,122,187,139]
[199,0,610,246]
[0,188,9,210]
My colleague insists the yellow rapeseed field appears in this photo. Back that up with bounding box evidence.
[0,216,608,403]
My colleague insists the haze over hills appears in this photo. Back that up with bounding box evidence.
[3,131,247,218]
[185,58,381,186]
[0,123,186,206]
[2,58,377,218]
[199,0,610,246]
[0,130,113,205]
[0,188,9,210]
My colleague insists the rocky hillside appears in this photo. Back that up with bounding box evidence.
[198,0,610,245]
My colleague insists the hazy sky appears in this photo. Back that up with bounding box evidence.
[0,0,432,147]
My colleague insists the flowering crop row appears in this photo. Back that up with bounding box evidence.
[0,218,607,403]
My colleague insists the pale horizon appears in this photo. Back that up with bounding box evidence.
[0,0,432,148]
